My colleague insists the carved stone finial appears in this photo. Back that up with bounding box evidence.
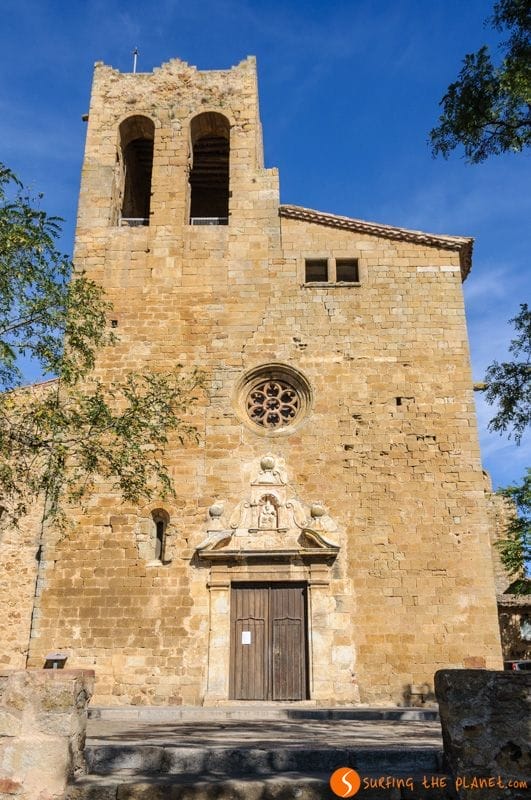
[260,455,276,472]
[208,503,224,519]
[207,502,225,531]
[310,502,326,519]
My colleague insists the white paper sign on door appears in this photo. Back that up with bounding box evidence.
[241,631,251,644]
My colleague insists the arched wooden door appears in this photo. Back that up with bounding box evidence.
[230,582,308,700]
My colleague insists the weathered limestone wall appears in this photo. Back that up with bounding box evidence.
[0,506,43,670]
[0,669,94,800]
[277,219,503,703]
[486,486,530,661]
[11,57,503,705]
[486,489,516,594]
[435,669,531,800]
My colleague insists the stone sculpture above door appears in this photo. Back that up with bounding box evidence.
[196,454,340,563]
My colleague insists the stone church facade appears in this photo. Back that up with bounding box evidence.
[0,57,503,705]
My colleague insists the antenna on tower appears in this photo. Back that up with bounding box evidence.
[132,47,139,73]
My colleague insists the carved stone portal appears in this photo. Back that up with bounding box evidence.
[199,456,354,705]
[197,455,340,561]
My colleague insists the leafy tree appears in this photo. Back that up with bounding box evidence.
[430,0,531,163]
[496,469,531,593]
[429,2,530,586]
[0,164,110,391]
[484,303,531,443]
[483,304,531,588]
[0,163,201,526]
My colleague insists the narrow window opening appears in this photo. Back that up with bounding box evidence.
[151,508,169,562]
[305,259,328,282]
[336,258,359,282]
[155,519,165,561]
[118,116,155,226]
[189,112,230,225]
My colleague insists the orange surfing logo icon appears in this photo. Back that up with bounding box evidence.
[329,767,361,797]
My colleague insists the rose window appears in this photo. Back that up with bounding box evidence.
[236,364,312,435]
[246,380,300,429]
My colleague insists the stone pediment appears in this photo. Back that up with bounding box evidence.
[196,455,339,562]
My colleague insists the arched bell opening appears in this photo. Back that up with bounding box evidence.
[189,112,230,225]
[119,115,155,225]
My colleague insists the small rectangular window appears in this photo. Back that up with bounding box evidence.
[305,259,328,282]
[336,259,359,282]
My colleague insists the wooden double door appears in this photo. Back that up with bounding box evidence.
[230,582,308,701]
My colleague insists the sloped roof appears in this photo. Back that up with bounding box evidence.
[497,593,531,607]
[6,377,58,393]
[279,204,473,280]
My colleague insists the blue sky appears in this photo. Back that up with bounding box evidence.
[1,0,529,489]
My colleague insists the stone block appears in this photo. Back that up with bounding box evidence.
[435,669,531,800]
[0,670,94,799]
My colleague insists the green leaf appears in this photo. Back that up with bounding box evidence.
[430,0,531,163]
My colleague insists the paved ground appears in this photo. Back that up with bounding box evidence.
[87,717,443,751]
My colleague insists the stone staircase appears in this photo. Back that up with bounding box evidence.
[67,706,457,799]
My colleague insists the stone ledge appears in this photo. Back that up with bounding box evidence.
[0,669,95,678]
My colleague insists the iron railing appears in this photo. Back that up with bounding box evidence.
[190,217,229,226]
[120,217,149,227]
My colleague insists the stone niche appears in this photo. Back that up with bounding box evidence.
[196,455,356,705]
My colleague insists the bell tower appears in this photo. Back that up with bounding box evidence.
[74,56,280,290]
[73,56,281,381]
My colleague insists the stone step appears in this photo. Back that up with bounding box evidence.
[88,705,439,723]
[86,743,443,777]
[67,771,457,799]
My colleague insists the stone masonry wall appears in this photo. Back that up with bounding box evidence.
[0,504,44,671]
[8,57,504,705]
[486,490,517,594]
[0,669,94,800]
